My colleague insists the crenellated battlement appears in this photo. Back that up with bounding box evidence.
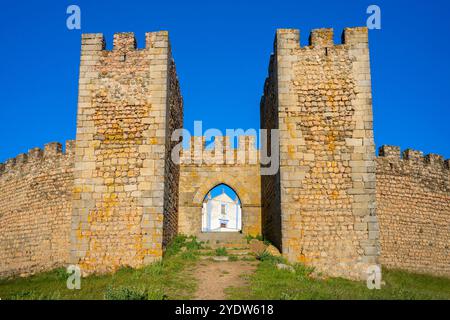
[180,136,259,165]
[0,140,75,278]
[274,27,368,51]
[376,145,450,276]
[378,145,449,170]
[309,28,334,47]
[0,140,75,178]
[377,145,450,194]
[81,31,169,54]
[113,32,137,51]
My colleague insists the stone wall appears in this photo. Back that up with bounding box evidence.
[178,136,261,237]
[0,142,74,278]
[260,54,282,249]
[376,146,450,276]
[262,28,380,279]
[70,31,182,275]
[162,53,183,248]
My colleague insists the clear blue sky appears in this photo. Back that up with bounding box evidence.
[206,184,239,203]
[0,0,449,163]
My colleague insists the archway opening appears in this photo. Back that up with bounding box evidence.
[201,184,242,233]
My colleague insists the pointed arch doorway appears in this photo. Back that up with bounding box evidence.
[201,184,242,233]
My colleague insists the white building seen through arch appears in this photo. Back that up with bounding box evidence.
[202,186,242,232]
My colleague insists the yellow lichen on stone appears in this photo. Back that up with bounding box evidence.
[326,132,336,152]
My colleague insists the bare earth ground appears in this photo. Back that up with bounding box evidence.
[189,260,258,300]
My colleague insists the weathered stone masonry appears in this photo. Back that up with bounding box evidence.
[163,47,183,249]
[261,28,379,279]
[0,27,448,279]
[70,31,182,274]
[178,136,261,237]
[260,53,282,250]
[376,146,450,277]
[0,142,74,278]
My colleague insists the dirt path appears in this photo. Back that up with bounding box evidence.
[190,260,258,300]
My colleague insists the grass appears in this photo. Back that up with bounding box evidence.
[255,250,285,263]
[226,257,450,300]
[104,285,153,300]
[215,247,228,256]
[0,235,202,300]
[1,237,449,300]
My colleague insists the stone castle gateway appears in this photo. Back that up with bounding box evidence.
[0,27,448,280]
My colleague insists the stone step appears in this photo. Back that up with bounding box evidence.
[207,242,249,249]
[212,256,229,262]
[198,248,214,255]
[198,255,256,262]
[227,249,251,256]
[197,232,247,244]
[198,248,251,256]
[199,256,228,261]
[238,255,257,260]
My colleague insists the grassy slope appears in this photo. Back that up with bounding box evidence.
[1,236,449,300]
[226,258,450,300]
[0,236,200,300]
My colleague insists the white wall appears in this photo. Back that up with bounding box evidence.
[202,197,241,232]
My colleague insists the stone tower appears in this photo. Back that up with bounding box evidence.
[70,32,182,274]
[261,27,379,279]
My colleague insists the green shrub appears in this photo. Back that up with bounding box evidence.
[215,247,228,256]
[180,250,198,260]
[256,251,285,264]
[147,288,167,300]
[228,255,238,262]
[54,268,69,281]
[185,237,203,251]
[280,290,300,300]
[142,261,164,276]
[240,256,256,261]
[10,290,61,300]
[293,263,315,278]
[104,286,148,300]
[10,290,38,300]
[165,235,203,257]
[164,235,188,257]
